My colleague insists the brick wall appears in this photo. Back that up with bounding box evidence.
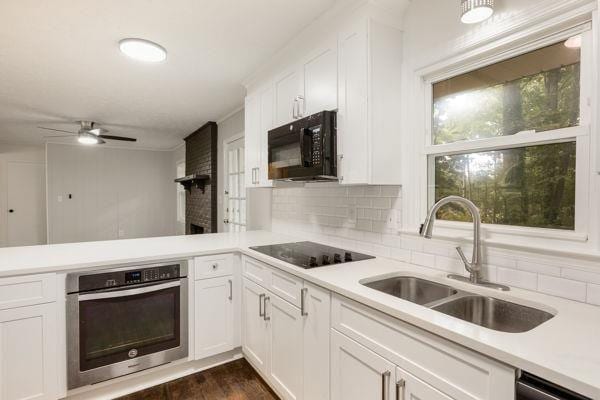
[272,184,600,306]
[185,122,217,234]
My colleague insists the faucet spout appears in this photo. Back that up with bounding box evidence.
[420,196,482,283]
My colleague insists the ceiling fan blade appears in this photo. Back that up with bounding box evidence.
[38,126,76,134]
[97,135,137,142]
[43,134,76,138]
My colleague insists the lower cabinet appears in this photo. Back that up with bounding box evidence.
[242,273,331,400]
[0,303,58,400]
[194,276,234,359]
[331,329,454,400]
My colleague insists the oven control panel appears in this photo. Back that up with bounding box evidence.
[75,262,185,292]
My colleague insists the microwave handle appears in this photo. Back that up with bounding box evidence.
[301,128,313,167]
[78,280,181,301]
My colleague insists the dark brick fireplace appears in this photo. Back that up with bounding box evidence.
[185,122,217,234]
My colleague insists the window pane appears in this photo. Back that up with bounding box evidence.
[432,142,576,230]
[433,41,581,145]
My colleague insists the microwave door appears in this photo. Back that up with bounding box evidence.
[268,129,302,180]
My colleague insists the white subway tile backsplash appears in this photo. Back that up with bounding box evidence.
[271,184,600,306]
[587,284,600,306]
[496,267,538,290]
[537,275,586,302]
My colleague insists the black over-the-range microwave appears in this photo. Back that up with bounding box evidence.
[267,110,337,181]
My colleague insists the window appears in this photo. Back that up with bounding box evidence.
[176,161,186,224]
[425,33,589,232]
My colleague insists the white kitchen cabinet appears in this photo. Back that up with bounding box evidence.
[397,367,455,400]
[302,282,331,400]
[194,276,234,359]
[301,40,338,117]
[267,292,303,400]
[331,329,396,400]
[275,68,303,126]
[337,16,403,184]
[244,93,261,189]
[242,277,270,375]
[0,303,58,400]
[245,85,274,188]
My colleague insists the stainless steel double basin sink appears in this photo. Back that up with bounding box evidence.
[361,275,555,333]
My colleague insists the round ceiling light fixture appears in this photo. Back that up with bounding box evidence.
[119,38,167,63]
[461,0,494,24]
[78,133,99,145]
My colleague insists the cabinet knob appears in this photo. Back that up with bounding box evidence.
[8,209,14,213]
[212,263,218,270]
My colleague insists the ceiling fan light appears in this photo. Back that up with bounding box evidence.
[461,0,494,24]
[119,38,167,63]
[78,134,99,145]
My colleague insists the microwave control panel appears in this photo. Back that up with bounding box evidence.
[309,126,321,166]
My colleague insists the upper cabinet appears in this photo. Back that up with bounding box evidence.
[244,2,403,186]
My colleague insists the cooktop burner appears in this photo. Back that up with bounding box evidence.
[249,241,374,269]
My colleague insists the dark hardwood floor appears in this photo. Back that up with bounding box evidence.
[116,359,279,400]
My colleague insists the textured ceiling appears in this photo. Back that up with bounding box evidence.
[0,0,338,149]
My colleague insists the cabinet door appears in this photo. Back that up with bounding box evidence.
[337,19,369,185]
[258,85,274,187]
[241,278,269,374]
[331,329,395,400]
[194,276,234,359]
[302,41,338,116]
[274,68,303,126]
[244,93,261,188]
[268,293,303,400]
[303,282,331,400]
[396,367,456,400]
[0,304,57,400]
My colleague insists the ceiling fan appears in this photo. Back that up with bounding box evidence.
[38,121,137,145]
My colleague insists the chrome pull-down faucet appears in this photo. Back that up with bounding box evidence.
[420,195,509,291]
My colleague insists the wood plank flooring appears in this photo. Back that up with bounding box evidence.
[116,359,279,400]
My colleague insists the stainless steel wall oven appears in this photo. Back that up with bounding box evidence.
[66,261,188,389]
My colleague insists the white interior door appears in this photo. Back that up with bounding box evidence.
[6,161,46,246]
[224,136,246,232]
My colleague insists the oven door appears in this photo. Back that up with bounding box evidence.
[67,279,188,389]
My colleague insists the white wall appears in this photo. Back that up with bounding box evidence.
[0,143,46,246]
[47,143,176,244]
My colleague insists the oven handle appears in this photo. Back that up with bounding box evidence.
[78,280,181,301]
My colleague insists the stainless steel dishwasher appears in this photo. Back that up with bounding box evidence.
[517,372,591,400]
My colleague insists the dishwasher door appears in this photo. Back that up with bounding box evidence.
[517,373,590,400]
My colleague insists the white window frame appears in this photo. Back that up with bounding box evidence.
[415,23,595,248]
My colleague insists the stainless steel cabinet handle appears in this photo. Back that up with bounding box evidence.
[228,279,233,300]
[263,296,270,321]
[300,288,308,316]
[396,379,405,400]
[292,99,297,119]
[259,293,265,317]
[79,280,181,301]
[381,371,391,400]
[297,95,305,118]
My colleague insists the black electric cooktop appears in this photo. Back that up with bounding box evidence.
[249,241,374,269]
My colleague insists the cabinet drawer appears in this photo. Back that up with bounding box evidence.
[194,254,233,280]
[242,256,271,288]
[332,294,515,400]
[0,273,56,310]
[270,267,303,308]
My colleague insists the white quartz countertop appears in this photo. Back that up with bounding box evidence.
[1,231,599,398]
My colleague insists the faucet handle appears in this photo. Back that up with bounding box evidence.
[455,246,472,272]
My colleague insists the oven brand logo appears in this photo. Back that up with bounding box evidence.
[128,349,138,358]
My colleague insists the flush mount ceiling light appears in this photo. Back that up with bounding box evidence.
[119,38,167,62]
[564,35,582,49]
[461,0,494,24]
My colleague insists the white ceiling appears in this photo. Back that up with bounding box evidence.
[0,0,338,149]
